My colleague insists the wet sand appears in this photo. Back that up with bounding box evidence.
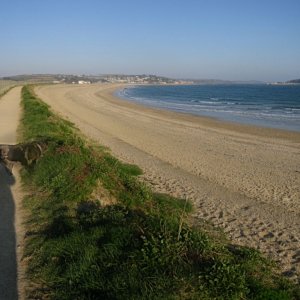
[35,84,300,280]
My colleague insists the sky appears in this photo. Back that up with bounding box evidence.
[1,0,300,81]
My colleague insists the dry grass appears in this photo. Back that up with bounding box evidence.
[0,80,17,97]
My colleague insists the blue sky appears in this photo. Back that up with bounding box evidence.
[1,0,300,81]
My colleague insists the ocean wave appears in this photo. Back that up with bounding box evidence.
[285,107,300,111]
[117,85,300,131]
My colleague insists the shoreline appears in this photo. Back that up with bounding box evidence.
[35,83,300,280]
[114,84,300,135]
[109,84,300,142]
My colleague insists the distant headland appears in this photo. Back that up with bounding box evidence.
[270,78,300,85]
[1,74,267,85]
[1,73,299,85]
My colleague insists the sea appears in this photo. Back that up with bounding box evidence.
[117,84,300,132]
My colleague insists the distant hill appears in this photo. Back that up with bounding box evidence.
[1,74,102,84]
[184,79,265,85]
[2,74,59,82]
[286,79,300,84]
[0,74,176,85]
[1,74,267,85]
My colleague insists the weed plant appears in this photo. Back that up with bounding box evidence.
[20,86,299,299]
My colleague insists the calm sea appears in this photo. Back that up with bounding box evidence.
[117,84,300,132]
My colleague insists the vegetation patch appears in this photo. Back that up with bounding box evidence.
[21,85,299,299]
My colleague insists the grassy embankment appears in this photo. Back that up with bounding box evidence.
[20,85,299,299]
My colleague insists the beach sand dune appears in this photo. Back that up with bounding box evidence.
[35,84,300,280]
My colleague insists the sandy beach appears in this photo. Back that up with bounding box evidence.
[35,83,300,280]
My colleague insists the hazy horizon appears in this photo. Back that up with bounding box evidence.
[0,73,285,83]
[1,0,300,82]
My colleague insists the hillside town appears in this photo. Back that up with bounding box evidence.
[1,74,187,85]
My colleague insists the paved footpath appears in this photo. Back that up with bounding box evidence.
[0,86,25,300]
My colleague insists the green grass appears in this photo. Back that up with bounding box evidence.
[20,85,300,299]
